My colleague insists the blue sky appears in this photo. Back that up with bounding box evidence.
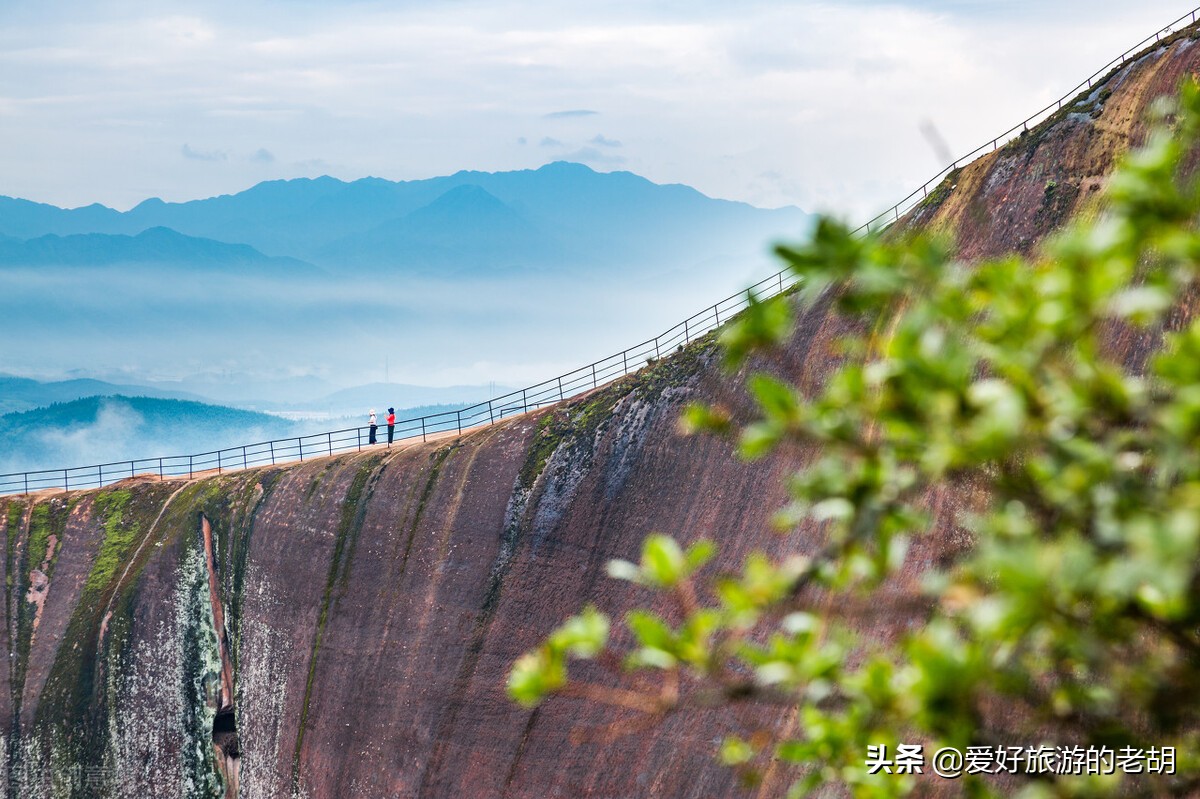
[0,1,1194,219]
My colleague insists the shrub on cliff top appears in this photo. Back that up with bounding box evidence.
[509,83,1200,798]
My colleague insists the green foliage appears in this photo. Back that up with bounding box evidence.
[0,395,296,476]
[606,533,715,588]
[7,499,69,728]
[719,291,793,367]
[507,605,609,706]
[509,81,1200,797]
[5,499,22,590]
[27,504,53,566]
[26,501,66,578]
[517,389,622,492]
[87,489,138,596]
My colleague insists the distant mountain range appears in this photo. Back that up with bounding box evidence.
[0,162,808,275]
[2,162,809,408]
[0,373,512,417]
[0,396,298,474]
[0,389,512,474]
[0,374,206,415]
[0,227,319,275]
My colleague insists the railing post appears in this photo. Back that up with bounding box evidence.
[16,11,1198,504]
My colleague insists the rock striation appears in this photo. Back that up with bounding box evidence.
[3,23,1200,799]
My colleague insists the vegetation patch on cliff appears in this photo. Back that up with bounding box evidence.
[914,167,961,218]
[518,334,718,493]
[85,489,136,596]
[511,82,1200,798]
[26,502,65,584]
[5,498,24,608]
[30,482,179,789]
[5,497,71,736]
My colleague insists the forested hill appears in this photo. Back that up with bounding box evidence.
[0,375,205,415]
[0,396,295,473]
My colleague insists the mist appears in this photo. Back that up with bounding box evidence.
[0,395,311,476]
[0,252,781,397]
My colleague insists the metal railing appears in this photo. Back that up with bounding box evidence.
[0,268,801,496]
[2,6,1197,497]
[851,5,1200,236]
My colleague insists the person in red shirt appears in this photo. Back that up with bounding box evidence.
[386,407,396,446]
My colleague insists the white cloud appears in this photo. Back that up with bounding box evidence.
[543,109,599,119]
[0,0,1191,216]
[31,398,144,469]
[181,143,227,161]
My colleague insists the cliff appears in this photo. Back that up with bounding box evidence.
[4,23,1200,799]
[905,25,1200,260]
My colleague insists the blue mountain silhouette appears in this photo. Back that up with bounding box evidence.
[0,226,320,275]
[0,163,808,276]
[316,184,562,272]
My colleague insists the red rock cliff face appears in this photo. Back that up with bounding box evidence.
[906,27,1200,261]
[0,344,802,799]
[3,25,1200,799]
